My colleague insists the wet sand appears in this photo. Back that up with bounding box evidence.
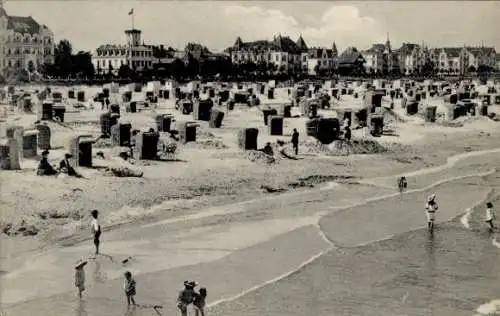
[2,148,499,316]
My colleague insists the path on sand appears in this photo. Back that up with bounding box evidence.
[1,150,499,316]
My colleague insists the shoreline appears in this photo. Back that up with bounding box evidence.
[2,125,500,255]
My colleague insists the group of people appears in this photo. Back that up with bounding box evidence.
[37,150,81,177]
[398,176,496,232]
[75,209,208,315]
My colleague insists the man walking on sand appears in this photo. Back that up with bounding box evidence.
[291,128,299,156]
[90,210,102,255]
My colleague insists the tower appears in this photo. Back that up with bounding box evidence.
[125,29,142,47]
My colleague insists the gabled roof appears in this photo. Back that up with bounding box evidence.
[229,34,306,54]
[466,47,496,57]
[397,43,420,55]
[365,44,385,53]
[308,48,333,59]
[0,6,7,17]
[331,42,338,55]
[338,47,365,64]
[442,47,462,58]
[296,35,308,51]
[7,16,40,35]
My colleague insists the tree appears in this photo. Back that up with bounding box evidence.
[71,51,95,78]
[118,64,133,79]
[54,39,74,78]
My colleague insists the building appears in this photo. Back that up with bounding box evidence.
[337,47,365,76]
[0,0,55,77]
[92,28,154,74]
[361,35,396,75]
[436,48,462,74]
[496,53,500,71]
[306,43,337,76]
[461,46,497,72]
[229,34,309,73]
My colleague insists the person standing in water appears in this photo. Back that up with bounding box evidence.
[177,281,197,316]
[485,202,495,231]
[425,194,439,231]
[90,210,101,255]
[74,260,87,299]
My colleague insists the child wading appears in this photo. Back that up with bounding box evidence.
[425,194,439,231]
[193,287,207,316]
[74,260,87,298]
[124,271,136,306]
[90,210,101,255]
[177,281,197,316]
[485,202,495,231]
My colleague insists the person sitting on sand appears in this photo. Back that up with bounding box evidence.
[485,202,495,231]
[59,153,81,177]
[37,150,58,176]
[177,281,197,316]
[262,142,274,156]
[425,194,439,231]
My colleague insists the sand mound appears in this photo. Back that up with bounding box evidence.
[302,138,388,156]
[183,139,228,150]
[245,150,276,164]
[94,138,114,148]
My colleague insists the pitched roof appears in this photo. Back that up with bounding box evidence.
[296,35,308,51]
[331,42,338,55]
[442,47,462,58]
[0,7,7,17]
[7,16,40,35]
[308,48,333,59]
[397,43,420,55]
[365,44,385,53]
[466,47,496,57]
[230,34,306,54]
[338,48,365,64]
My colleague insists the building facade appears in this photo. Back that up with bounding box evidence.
[361,35,397,75]
[306,43,337,75]
[461,46,497,72]
[229,34,309,73]
[0,1,55,77]
[92,28,154,74]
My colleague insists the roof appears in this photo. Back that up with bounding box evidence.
[397,43,420,55]
[97,44,127,51]
[7,16,40,35]
[308,48,333,59]
[296,35,308,51]
[466,47,496,57]
[338,48,365,64]
[496,53,500,61]
[230,34,306,54]
[442,47,462,58]
[365,44,385,53]
[331,42,338,55]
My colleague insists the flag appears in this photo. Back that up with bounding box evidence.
[128,8,134,15]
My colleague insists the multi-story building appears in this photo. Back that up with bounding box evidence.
[229,34,309,73]
[92,28,154,74]
[461,46,497,72]
[496,53,500,71]
[396,43,425,75]
[436,48,462,74]
[0,0,55,77]
[306,43,337,75]
[361,35,396,75]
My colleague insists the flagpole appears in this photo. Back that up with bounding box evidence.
[132,10,135,30]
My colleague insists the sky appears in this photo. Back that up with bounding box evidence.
[3,1,500,53]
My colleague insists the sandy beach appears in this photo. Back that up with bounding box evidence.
[1,82,500,315]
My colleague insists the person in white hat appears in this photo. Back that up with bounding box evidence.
[74,260,87,298]
[425,194,438,231]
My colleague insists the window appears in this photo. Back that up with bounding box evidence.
[275,54,279,61]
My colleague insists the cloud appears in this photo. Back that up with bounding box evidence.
[221,4,385,51]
